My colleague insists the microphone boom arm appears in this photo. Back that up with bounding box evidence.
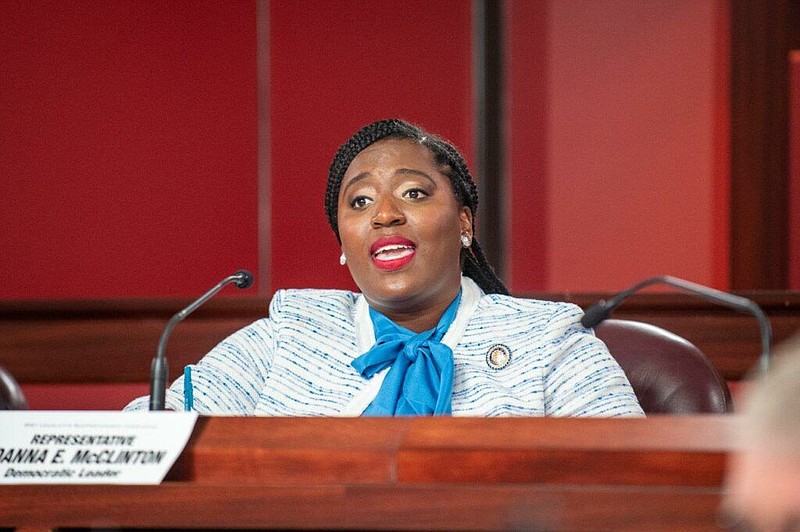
[149,270,254,411]
[581,275,771,374]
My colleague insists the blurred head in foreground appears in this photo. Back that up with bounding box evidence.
[723,334,800,531]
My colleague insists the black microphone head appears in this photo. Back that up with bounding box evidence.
[580,301,612,328]
[233,269,255,289]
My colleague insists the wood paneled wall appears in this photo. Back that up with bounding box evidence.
[3,293,799,388]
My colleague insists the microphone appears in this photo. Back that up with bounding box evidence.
[580,275,771,374]
[149,269,255,411]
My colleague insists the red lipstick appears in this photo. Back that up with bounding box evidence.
[370,236,416,271]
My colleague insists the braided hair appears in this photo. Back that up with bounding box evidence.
[325,118,509,295]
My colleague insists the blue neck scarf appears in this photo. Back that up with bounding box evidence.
[351,292,461,416]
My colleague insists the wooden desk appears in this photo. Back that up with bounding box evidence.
[1,415,739,531]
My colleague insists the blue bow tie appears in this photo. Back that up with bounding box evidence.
[351,293,461,416]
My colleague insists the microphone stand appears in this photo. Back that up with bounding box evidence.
[149,270,254,411]
[581,275,771,374]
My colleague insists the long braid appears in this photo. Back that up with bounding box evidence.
[463,240,509,295]
[325,119,509,295]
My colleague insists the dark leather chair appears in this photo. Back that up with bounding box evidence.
[0,365,28,410]
[594,319,733,414]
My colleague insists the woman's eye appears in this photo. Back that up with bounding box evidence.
[350,196,372,209]
[404,188,428,200]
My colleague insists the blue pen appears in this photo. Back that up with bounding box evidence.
[183,366,194,411]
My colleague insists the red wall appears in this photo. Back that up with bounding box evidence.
[268,0,474,293]
[507,0,730,293]
[506,0,550,291]
[0,0,259,299]
[0,0,734,301]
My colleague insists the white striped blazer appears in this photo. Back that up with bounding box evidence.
[125,277,643,417]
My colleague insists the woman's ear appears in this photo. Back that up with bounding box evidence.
[459,206,473,236]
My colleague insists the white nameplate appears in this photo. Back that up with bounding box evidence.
[0,410,198,485]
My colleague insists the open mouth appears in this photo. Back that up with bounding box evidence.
[371,238,416,270]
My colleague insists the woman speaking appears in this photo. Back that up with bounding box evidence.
[125,119,642,417]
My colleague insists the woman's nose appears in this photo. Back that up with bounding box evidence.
[371,196,405,227]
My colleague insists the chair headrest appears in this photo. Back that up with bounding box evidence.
[594,319,733,414]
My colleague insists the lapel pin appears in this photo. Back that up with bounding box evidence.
[486,344,511,370]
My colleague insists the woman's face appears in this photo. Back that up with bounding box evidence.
[337,138,472,322]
